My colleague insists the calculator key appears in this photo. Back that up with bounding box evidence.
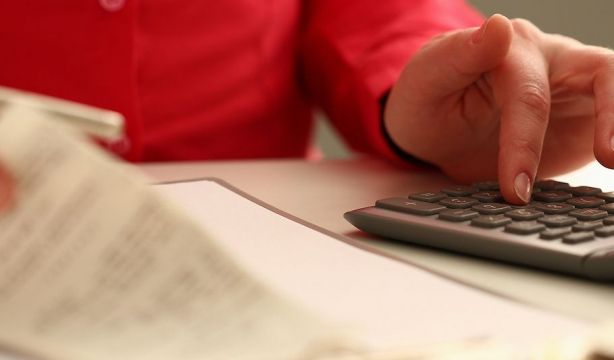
[566,196,605,208]
[595,225,614,237]
[441,186,478,197]
[534,180,570,191]
[505,221,546,235]
[471,215,512,228]
[472,203,511,214]
[471,191,503,203]
[505,208,544,221]
[439,209,479,222]
[440,197,479,209]
[409,192,447,203]
[538,215,578,228]
[604,216,614,225]
[510,201,541,210]
[597,191,614,203]
[540,227,572,240]
[508,204,532,210]
[472,181,499,191]
[533,202,574,214]
[601,203,614,214]
[572,221,603,232]
[562,232,595,245]
[568,208,608,221]
[376,198,446,216]
[532,191,573,203]
[569,186,601,197]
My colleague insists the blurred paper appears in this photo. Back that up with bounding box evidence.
[0,111,336,360]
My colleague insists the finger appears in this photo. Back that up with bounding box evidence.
[593,58,614,168]
[0,163,14,211]
[494,34,551,204]
[409,14,513,98]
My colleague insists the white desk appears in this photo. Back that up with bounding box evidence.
[140,157,614,323]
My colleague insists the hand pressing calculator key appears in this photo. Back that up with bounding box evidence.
[344,180,614,280]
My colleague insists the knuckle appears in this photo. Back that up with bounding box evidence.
[510,18,542,42]
[509,137,542,167]
[511,18,538,34]
[517,84,550,120]
[596,52,614,71]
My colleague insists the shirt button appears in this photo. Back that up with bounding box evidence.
[99,0,125,12]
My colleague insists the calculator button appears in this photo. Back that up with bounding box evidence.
[568,208,608,221]
[601,203,614,214]
[439,209,479,222]
[597,191,614,203]
[409,192,447,203]
[471,191,503,203]
[604,216,614,225]
[572,221,603,232]
[533,202,574,214]
[532,191,573,203]
[566,196,605,208]
[538,215,578,228]
[471,215,512,228]
[508,204,532,210]
[540,227,572,240]
[569,186,602,196]
[505,221,546,235]
[534,180,570,191]
[376,198,446,216]
[441,186,478,197]
[505,208,544,220]
[595,225,614,237]
[510,201,541,210]
[440,197,479,209]
[472,203,511,214]
[562,232,595,244]
[472,181,499,191]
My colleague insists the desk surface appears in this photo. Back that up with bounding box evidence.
[140,157,614,323]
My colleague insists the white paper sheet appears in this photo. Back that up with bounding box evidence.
[159,179,592,351]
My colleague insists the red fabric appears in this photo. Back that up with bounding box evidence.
[0,0,482,162]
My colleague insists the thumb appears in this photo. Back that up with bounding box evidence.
[407,14,513,97]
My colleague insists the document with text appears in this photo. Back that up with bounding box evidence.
[0,114,337,360]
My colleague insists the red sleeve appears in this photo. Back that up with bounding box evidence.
[301,0,483,166]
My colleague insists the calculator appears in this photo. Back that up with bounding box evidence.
[344,180,614,280]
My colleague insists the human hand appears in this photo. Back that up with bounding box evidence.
[384,14,614,204]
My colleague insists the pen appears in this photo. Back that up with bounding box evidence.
[0,86,124,140]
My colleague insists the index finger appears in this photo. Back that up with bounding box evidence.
[593,56,614,168]
[492,31,551,204]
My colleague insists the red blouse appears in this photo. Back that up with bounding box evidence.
[0,0,481,162]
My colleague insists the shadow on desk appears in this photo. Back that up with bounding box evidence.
[345,228,614,322]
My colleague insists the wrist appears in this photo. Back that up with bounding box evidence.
[380,91,436,168]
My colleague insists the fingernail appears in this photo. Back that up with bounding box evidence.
[514,172,532,204]
[471,17,491,44]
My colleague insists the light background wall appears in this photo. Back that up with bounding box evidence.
[314,0,613,159]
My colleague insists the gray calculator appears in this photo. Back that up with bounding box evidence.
[344,180,614,280]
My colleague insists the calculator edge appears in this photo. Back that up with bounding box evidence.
[344,206,614,281]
